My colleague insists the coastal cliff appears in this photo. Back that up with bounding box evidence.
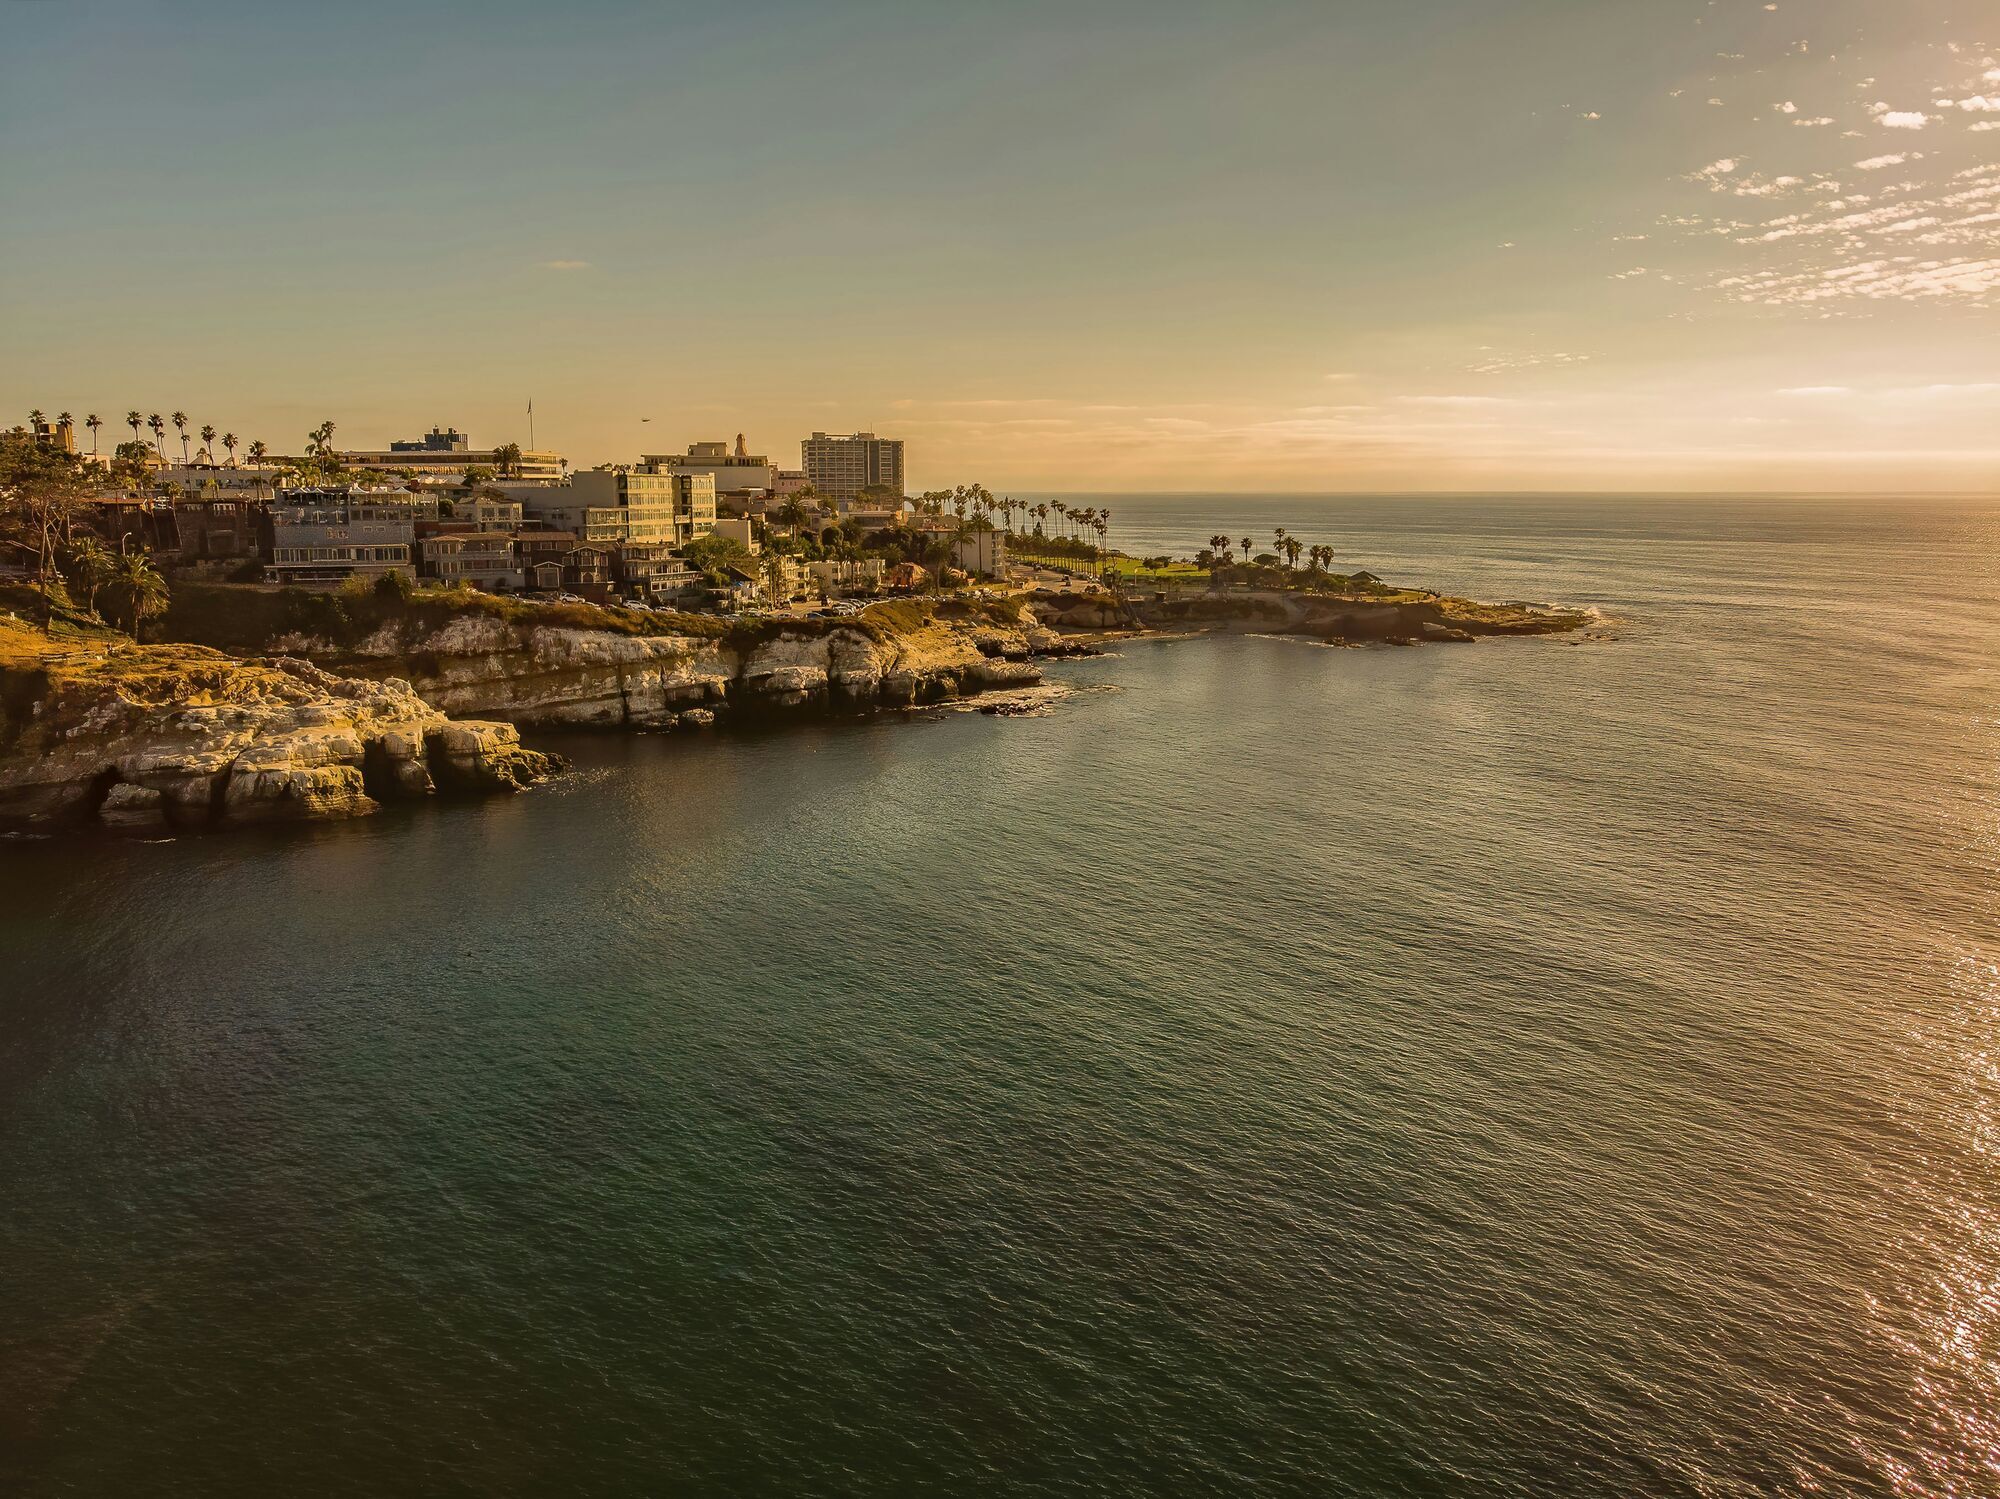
[0,616,556,832]
[167,588,1077,730]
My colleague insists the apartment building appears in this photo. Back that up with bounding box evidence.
[801,432,904,502]
[500,467,715,547]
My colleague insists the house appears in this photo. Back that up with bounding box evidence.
[174,495,261,562]
[87,495,177,554]
[617,542,700,602]
[419,532,524,591]
[883,561,929,591]
[807,558,885,596]
[264,488,422,588]
[560,542,616,598]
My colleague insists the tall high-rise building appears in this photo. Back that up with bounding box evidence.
[801,432,904,502]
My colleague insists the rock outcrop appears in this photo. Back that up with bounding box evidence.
[0,634,556,833]
[279,599,1075,730]
[1092,587,1586,645]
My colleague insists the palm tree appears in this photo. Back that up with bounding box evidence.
[86,413,103,454]
[199,423,216,462]
[1240,536,1254,564]
[147,414,166,457]
[126,410,144,446]
[64,535,115,617]
[172,411,190,462]
[103,549,170,640]
[1209,533,1230,561]
[28,409,45,433]
[247,439,269,467]
[1283,536,1303,570]
[222,432,238,466]
[57,411,73,437]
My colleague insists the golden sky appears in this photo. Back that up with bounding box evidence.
[4,0,1996,492]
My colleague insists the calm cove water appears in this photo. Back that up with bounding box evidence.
[3,495,1996,1497]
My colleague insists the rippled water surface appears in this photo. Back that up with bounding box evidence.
[3,495,1996,1497]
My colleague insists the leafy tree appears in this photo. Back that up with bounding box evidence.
[683,532,754,581]
[0,430,92,619]
[462,465,495,488]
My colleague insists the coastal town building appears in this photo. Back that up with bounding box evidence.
[642,437,777,506]
[808,558,886,595]
[24,416,78,452]
[801,432,904,503]
[265,488,427,588]
[418,532,524,591]
[841,502,912,532]
[513,529,574,583]
[618,542,700,602]
[156,465,284,500]
[174,496,262,562]
[708,515,758,551]
[500,467,715,548]
[953,528,1007,578]
[342,427,565,484]
[444,492,524,529]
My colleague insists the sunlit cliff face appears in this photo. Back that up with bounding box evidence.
[1,0,1995,490]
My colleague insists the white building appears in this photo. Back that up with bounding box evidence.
[952,528,1007,578]
[642,437,777,503]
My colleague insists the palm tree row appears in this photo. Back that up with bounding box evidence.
[1010,500,1111,562]
[25,408,252,466]
[1203,531,1340,575]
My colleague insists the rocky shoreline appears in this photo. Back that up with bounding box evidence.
[286,601,1087,731]
[1,583,1583,837]
[0,631,558,834]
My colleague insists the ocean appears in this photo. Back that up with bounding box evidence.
[2,494,1995,1497]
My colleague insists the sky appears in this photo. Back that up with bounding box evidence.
[3,0,1997,493]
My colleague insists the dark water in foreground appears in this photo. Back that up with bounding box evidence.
[3,496,1997,1497]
